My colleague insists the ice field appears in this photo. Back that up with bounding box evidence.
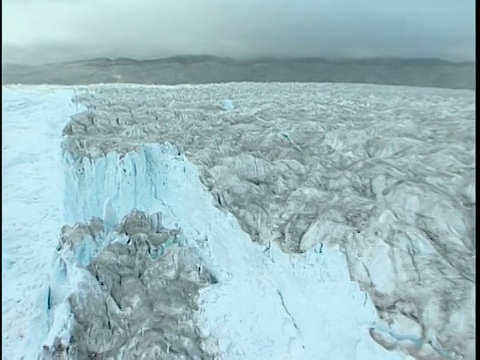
[2,84,475,359]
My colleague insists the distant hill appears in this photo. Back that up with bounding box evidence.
[2,56,475,90]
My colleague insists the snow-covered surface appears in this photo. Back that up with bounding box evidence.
[2,87,79,359]
[2,83,475,360]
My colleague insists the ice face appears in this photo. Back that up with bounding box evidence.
[59,83,475,360]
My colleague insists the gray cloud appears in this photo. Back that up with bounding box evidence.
[2,0,476,65]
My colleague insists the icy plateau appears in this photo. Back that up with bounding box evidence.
[2,83,475,360]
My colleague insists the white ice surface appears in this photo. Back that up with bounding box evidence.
[2,87,80,359]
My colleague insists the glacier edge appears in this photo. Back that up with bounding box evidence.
[44,141,404,359]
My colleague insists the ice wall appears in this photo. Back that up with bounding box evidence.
[63,143,181,224]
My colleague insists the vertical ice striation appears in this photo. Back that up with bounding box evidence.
[63,143,181,224]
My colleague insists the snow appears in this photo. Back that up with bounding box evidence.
[2,83,475,360]
[2,87,80,359]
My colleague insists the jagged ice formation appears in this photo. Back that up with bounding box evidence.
[51,83,475,359]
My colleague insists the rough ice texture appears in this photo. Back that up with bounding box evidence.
[5,86,407,360]
[42,210,218,359]
[57,141,401,360]
[61,83,475,360]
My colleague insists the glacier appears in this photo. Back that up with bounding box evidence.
[2,83,475,360]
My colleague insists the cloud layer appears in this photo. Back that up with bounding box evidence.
[2,0,476,64]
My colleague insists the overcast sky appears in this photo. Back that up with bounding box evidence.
[2,0,476,65]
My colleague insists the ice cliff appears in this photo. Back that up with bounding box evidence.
[45,83,474,359]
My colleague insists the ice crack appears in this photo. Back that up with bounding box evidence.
[276,289,302,337]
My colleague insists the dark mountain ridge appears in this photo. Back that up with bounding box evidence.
[2,56,475,89]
